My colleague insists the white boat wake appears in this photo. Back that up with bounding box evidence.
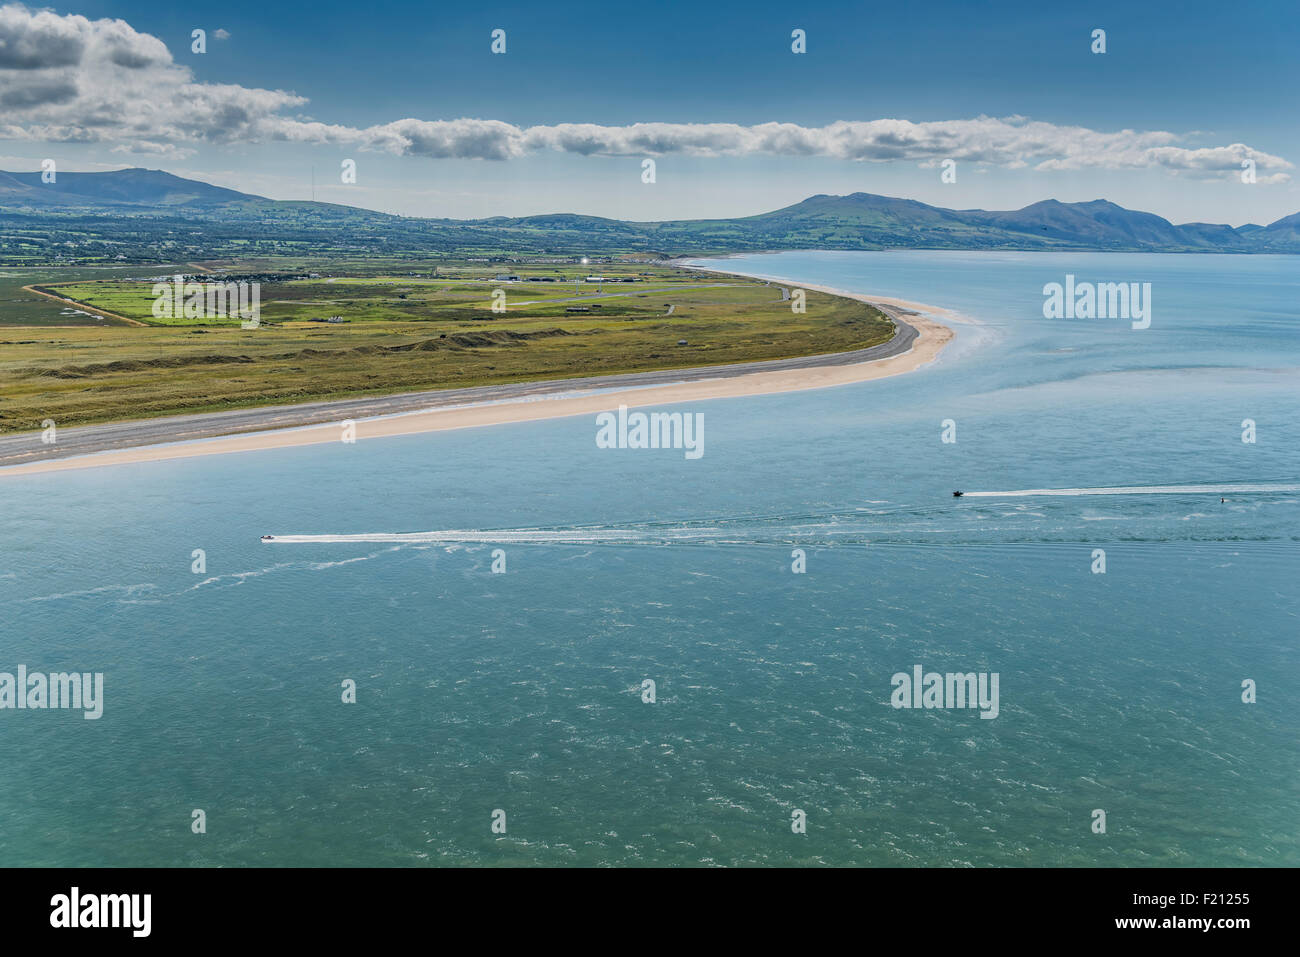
[258,486,1299,546]
[959,483,1299,498]
[263,528,726,544]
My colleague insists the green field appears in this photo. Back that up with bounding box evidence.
[39,263,747,326]
[0,263,893,432]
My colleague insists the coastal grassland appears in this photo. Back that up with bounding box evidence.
[0,267,893,431]
[36,262,743,326]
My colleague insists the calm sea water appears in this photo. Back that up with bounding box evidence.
[1,251,1295,866]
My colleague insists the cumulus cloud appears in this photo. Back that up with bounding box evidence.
[345,118,1292,182]
[0,4,1291,182]
[110,140,194,159]
[0,4,303,151]
[0,3,85,68]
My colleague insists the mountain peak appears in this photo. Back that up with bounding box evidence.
[1,170,1297,255]
[0,167,265,209]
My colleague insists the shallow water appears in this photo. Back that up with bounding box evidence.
[1,251,1295,866]
[0,265,179,326]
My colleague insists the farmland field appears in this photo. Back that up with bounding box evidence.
[0,262,893,431]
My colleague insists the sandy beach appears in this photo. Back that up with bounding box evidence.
[0,283,954,477]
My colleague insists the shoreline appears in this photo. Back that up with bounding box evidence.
[20,283,147,326]
[0,277,954,477]
[674,259,974,324]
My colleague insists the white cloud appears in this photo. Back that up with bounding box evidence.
[0,4,1291,183]
[0,4,303,149]
[110,140,195,159]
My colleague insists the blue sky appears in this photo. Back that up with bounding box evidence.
[2,0,1297,224]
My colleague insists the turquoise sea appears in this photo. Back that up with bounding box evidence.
[1,251,1296,866]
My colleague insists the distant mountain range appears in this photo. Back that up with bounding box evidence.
[3,168,1299,258]
[0,168,258,209]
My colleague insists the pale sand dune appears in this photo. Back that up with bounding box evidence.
[0,291,953,477]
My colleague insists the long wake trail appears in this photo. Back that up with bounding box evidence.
[960,483,1299,498]
[259,485,1299,547]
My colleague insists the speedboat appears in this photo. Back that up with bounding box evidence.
[261,534,275,541]
[952,491,964,497]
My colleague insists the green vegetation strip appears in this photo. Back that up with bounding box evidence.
[0,264,893,431]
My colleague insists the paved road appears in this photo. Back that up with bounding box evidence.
[0,305,918,468]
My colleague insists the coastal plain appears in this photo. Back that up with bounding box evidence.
[0,262,896,435]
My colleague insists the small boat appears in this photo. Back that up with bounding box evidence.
[952,491,964,498]
[261,535,275,541]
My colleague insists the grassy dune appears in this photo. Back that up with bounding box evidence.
[0,265,893,431]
